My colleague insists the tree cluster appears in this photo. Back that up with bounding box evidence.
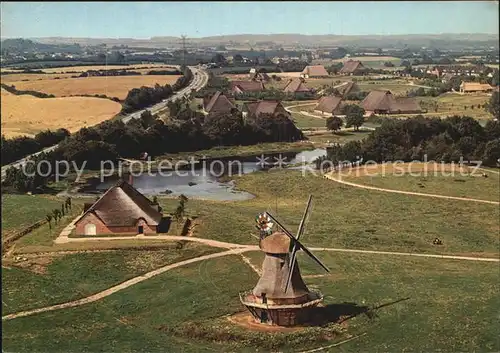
[1,128,70,166]
[78,69,141,77]
[321,115,500,167]
[1,83,55,98]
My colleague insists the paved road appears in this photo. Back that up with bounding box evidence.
[121,66,208,123]
[1,66,209,181]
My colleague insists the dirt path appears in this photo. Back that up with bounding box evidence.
[54,234,257,250]
[3,234,498,322]
[2,247,252,322]
[323,173,499,205]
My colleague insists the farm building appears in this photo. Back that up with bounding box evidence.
[74,179,167,236]
[339,60,367,75]
[230,80,266,94]
[314,96,344,116]
[242,100,289,119]
[203,91,236,116]
[360,90,423,115]
[301,65,329,78]
[459,82,494,94]
[337,81,360,97]
[283,78,312,94]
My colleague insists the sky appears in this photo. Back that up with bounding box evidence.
[1,1,498,39]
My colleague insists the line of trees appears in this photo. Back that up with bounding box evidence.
[1,129,70,166]
[120,67,193,113]
[3,104,305,192]
[318,115,500,168]
[78,69,141,77]
[1,83,55,98]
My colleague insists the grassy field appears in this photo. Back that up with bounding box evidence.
[2,243,216,315]
[153,169,499,256]
[1,195,68,238]
[418,93,492,120]
[291,111,327,129]
[8,75,182,100]
[2,252,498,352]
[307,130,371,145]
[1,88,122,138]
[340,164,500,202]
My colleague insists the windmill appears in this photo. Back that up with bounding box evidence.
[240,195,329,326]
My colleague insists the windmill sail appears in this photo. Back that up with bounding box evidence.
[264,199,329,292]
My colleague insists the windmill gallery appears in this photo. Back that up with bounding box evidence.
[239,195,331,327]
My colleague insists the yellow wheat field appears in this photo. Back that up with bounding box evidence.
[1,73,77,83]
[39,64,177,73]
[7,75,182,100]
[1,89,122,138]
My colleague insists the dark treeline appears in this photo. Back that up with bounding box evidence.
[234,88,317,101]
[317,116,500,168]
[3,104,304,192]
[1,83,55,98]
[1,129,70,166]
[78,69,141,77]
[120,67,192,113]
[147,69,182,75]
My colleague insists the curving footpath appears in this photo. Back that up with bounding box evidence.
[4,233,499,322]
[323,173,500,205]
[2,247,252,321]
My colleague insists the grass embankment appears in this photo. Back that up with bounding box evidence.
[2,252,498,352]
[157,169,499,256]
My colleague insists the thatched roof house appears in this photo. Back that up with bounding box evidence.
[203,91,236,115]
[314,96,344,116]
[337,81,360,97]
[459,82,494,93]
[339,60,367,75]
[74,180,163,236]
[360,90,422,115]
[243,100,288,118]
[230,80,265,94]
[283,78,311,94]
[301,65,329,78]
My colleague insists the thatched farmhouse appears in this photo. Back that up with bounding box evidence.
[242,100,289,119]
[283,78,312,94]
[230,80,266,94]
[301,65,329,78]
[459,82,494,94]
[360,90,422,115]
[339,60,367,75]
[314,96,344,116]
[75,180,166,236]
[203,91,236,116]
[336,81,360,98]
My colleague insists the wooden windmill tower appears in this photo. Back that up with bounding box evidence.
[240,195,329,326]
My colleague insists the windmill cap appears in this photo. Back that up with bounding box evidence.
[260,232,291,254]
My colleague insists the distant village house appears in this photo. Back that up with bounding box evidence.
[360,90,423,115]
[314,96,344,116]
[301,65,329,78]
[339,60,367,76]
[203,91,236,116]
